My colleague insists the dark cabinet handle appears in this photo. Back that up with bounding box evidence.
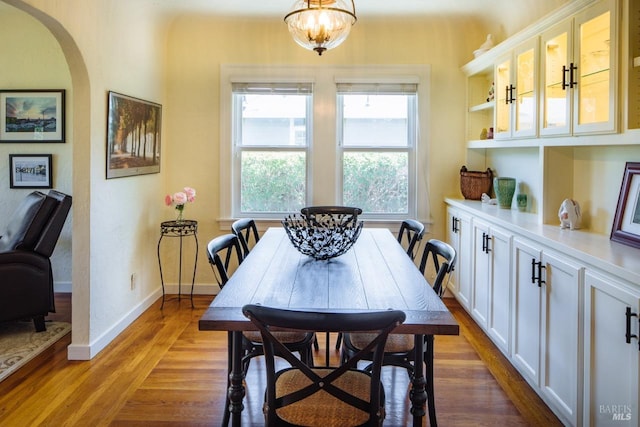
[531,259,545,287]
[537,262,546,287]
[569,63,578,88]
[562,65,569,89]
[625,307,640,350]
[481,233,491,254]
[505,85,516,104]
[451,216,460,233]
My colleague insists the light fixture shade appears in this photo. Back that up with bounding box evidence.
[284,0,357,56]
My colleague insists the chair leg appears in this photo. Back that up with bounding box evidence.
[335,332,343,349]
[425,335,437,427]
[33,315,46,332]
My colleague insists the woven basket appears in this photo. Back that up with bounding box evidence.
[460,166,493,200]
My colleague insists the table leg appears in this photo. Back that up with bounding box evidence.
[410,334,427,427]
[425,335,437,427]
[223,332,232,427]
[228,331,245,427]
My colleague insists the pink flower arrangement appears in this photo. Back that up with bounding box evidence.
[165,187,196,219]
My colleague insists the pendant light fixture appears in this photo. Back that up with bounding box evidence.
[284,0,357,56]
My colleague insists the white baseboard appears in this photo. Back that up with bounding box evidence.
[162,282,221,295]
[67,288,162,360]
[65,283,220,360]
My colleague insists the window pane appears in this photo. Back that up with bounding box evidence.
[342,94,410,147]
[343,152,408,214]
[241,151,306,213]
[238,94,308,146]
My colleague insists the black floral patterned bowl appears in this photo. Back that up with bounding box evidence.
[282,206,363,260]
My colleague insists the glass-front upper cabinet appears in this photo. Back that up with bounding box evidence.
[514,41,537,137]
[495,39,538,140]
[494,56,512,139]
[540,0,617,136]
[541,22,572,136]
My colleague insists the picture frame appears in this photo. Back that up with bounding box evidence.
[106,91,161,179]
[9,154,53,189]
[0,90,65,143]
[611,162,640,249]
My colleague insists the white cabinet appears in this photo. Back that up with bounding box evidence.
[471,218,512,354]
[495,38,539,140]
[512,237,582,426]
[446,206,472,310]
[540,0,617,136]
[512,238,542,383]
[583,271,640,426]
[446,198,640,427]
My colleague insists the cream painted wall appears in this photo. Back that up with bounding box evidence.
[3,0,167,359]
[0,0,577,359]
[163,15,485,278]
[0,5,72,285]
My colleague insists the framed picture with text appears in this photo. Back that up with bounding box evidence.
[0,90,65,143]
[611,162,640,249]
[9,154,53,189]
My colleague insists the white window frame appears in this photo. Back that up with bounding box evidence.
[231,82,313,217]
[336,82,418,220]
[219,64,431,229]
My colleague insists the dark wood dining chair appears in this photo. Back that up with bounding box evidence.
[231,218,260,258]
[397,218,425,260]
[242,304,405,427]
[334,218,425,351]
[206,234,243,289]
[206,234,315,371]
[207,234,316,426]
[340,238,456,427]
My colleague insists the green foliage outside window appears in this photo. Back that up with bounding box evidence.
[343,152,408,213]
[241,152,306,213]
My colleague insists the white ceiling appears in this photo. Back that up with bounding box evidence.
[151,0,523,18]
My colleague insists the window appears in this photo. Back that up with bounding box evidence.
[232,83,312,214]
[220,65,430,224]
[337,83,417,217]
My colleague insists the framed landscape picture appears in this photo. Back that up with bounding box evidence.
[106,91,162,179]
[0,90,65,143]
[9,154,53,189]
[611,162,640,249]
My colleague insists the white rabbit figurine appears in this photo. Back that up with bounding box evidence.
[558,199,582,230]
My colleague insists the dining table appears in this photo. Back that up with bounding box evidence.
[199,227,460,426]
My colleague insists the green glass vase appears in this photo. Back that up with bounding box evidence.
[494,177,516,209]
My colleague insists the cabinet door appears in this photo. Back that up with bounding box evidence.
[487,226,511,355]
[494,55,512,139]
[584,271,640,426]
[540,251,582,426]
[512,238,542,386]
[446,208,472,310]
[446,208,460,296]
[471,220,490,328]
[513,39,538,139]
[573,0,617,135]
[540,20,572,136]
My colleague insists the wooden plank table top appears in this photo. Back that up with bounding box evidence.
[199,227,459,336]
[199,226,460,426]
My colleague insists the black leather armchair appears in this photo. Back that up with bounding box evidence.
[0,190,72,331]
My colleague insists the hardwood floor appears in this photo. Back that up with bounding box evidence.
[0,294,562,426]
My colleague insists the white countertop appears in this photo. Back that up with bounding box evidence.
[446,198,640,286]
